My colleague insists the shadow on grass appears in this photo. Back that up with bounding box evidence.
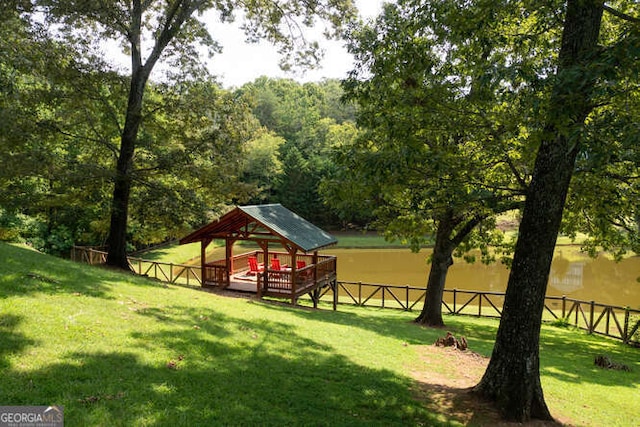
[253,297,640,391]
[437,315,640,391]
[412,382,566,427]
[255,299,499,355]
[0,243,168,299]
[0,314,36,370]
[538,325,640,388]
[0,306,456,426]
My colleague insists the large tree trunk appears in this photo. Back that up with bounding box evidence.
[105,51,149,270]
[415,210,455,326]
[103,1,192,270]
[473,0,604,422]
[416,209,487,326]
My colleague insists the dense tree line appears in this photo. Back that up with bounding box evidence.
[0,6,361,256]
[239,77,358,224]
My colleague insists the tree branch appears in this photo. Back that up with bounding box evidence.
[603,4,640,24]
[450,214,486,248]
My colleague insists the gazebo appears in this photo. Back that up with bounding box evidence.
[179,204,338,307]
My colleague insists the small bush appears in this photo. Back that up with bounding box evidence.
[549,316,571,328]
[629,315,640,342]
[0,209,25,242]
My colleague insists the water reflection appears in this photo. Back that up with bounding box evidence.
[324,248,640,308]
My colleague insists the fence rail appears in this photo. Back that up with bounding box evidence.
[72,246,203,287]
[71,246,640,347]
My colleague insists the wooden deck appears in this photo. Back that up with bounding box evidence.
[202,250,337,305]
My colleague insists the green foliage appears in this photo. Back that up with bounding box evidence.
[127,80,261,246]
[0,210,24,242]
[241,131,285,204]
[2,0,361,252]
[549,316,572,329]
[0,7,265,251]
[241,78,321,145]
[0,21,257,251]
[334,0,538,258]
[22,0,357,266]
[556,1,640,258]
[562,79,640,258]
[238,77,359,225]
[276,145,316,219]
[631,316,640,342]
[319,121,377,228]
[0,210,79,256]
[0,11,116,253]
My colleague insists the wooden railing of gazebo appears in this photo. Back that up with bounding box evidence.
[258,255,337,299]
[202,250,337,304]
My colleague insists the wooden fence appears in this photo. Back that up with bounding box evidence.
[71,246,203,287]
[71,246,640,347]
[328,281,640,346]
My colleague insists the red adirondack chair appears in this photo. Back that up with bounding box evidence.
[248,256,263,275]
[270,257,282,271]
[269,257,282,279]
[296,260,312,281]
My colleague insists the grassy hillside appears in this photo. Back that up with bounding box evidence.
[1,242,638,426]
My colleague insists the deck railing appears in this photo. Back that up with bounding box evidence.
[71,246,640,346]
[258,253,337,296]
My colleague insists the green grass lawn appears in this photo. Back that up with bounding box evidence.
[1,242,638,426]
[138,240,260,265]
[332,232,417,249]
[135,241,208,264]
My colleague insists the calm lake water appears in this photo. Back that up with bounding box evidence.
[321,248,640,309]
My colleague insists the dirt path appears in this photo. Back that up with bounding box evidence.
[409,345,574,426]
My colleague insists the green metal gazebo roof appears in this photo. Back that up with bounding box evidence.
[180,204,337,252]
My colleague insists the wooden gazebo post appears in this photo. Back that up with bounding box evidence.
[225,237,234,289]
[200,238,211,285]
[290,248,298,305]
[258,242,269,297]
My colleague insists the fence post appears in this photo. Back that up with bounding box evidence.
[381,287,385,309]
[562,295,566,319]
[453,289,457,314]
[623,308,630,344]
[589,301,595,333]
[358,282,362,306]
[170,263,174,283]
[406,285,409,311]
[478,293,482,317]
